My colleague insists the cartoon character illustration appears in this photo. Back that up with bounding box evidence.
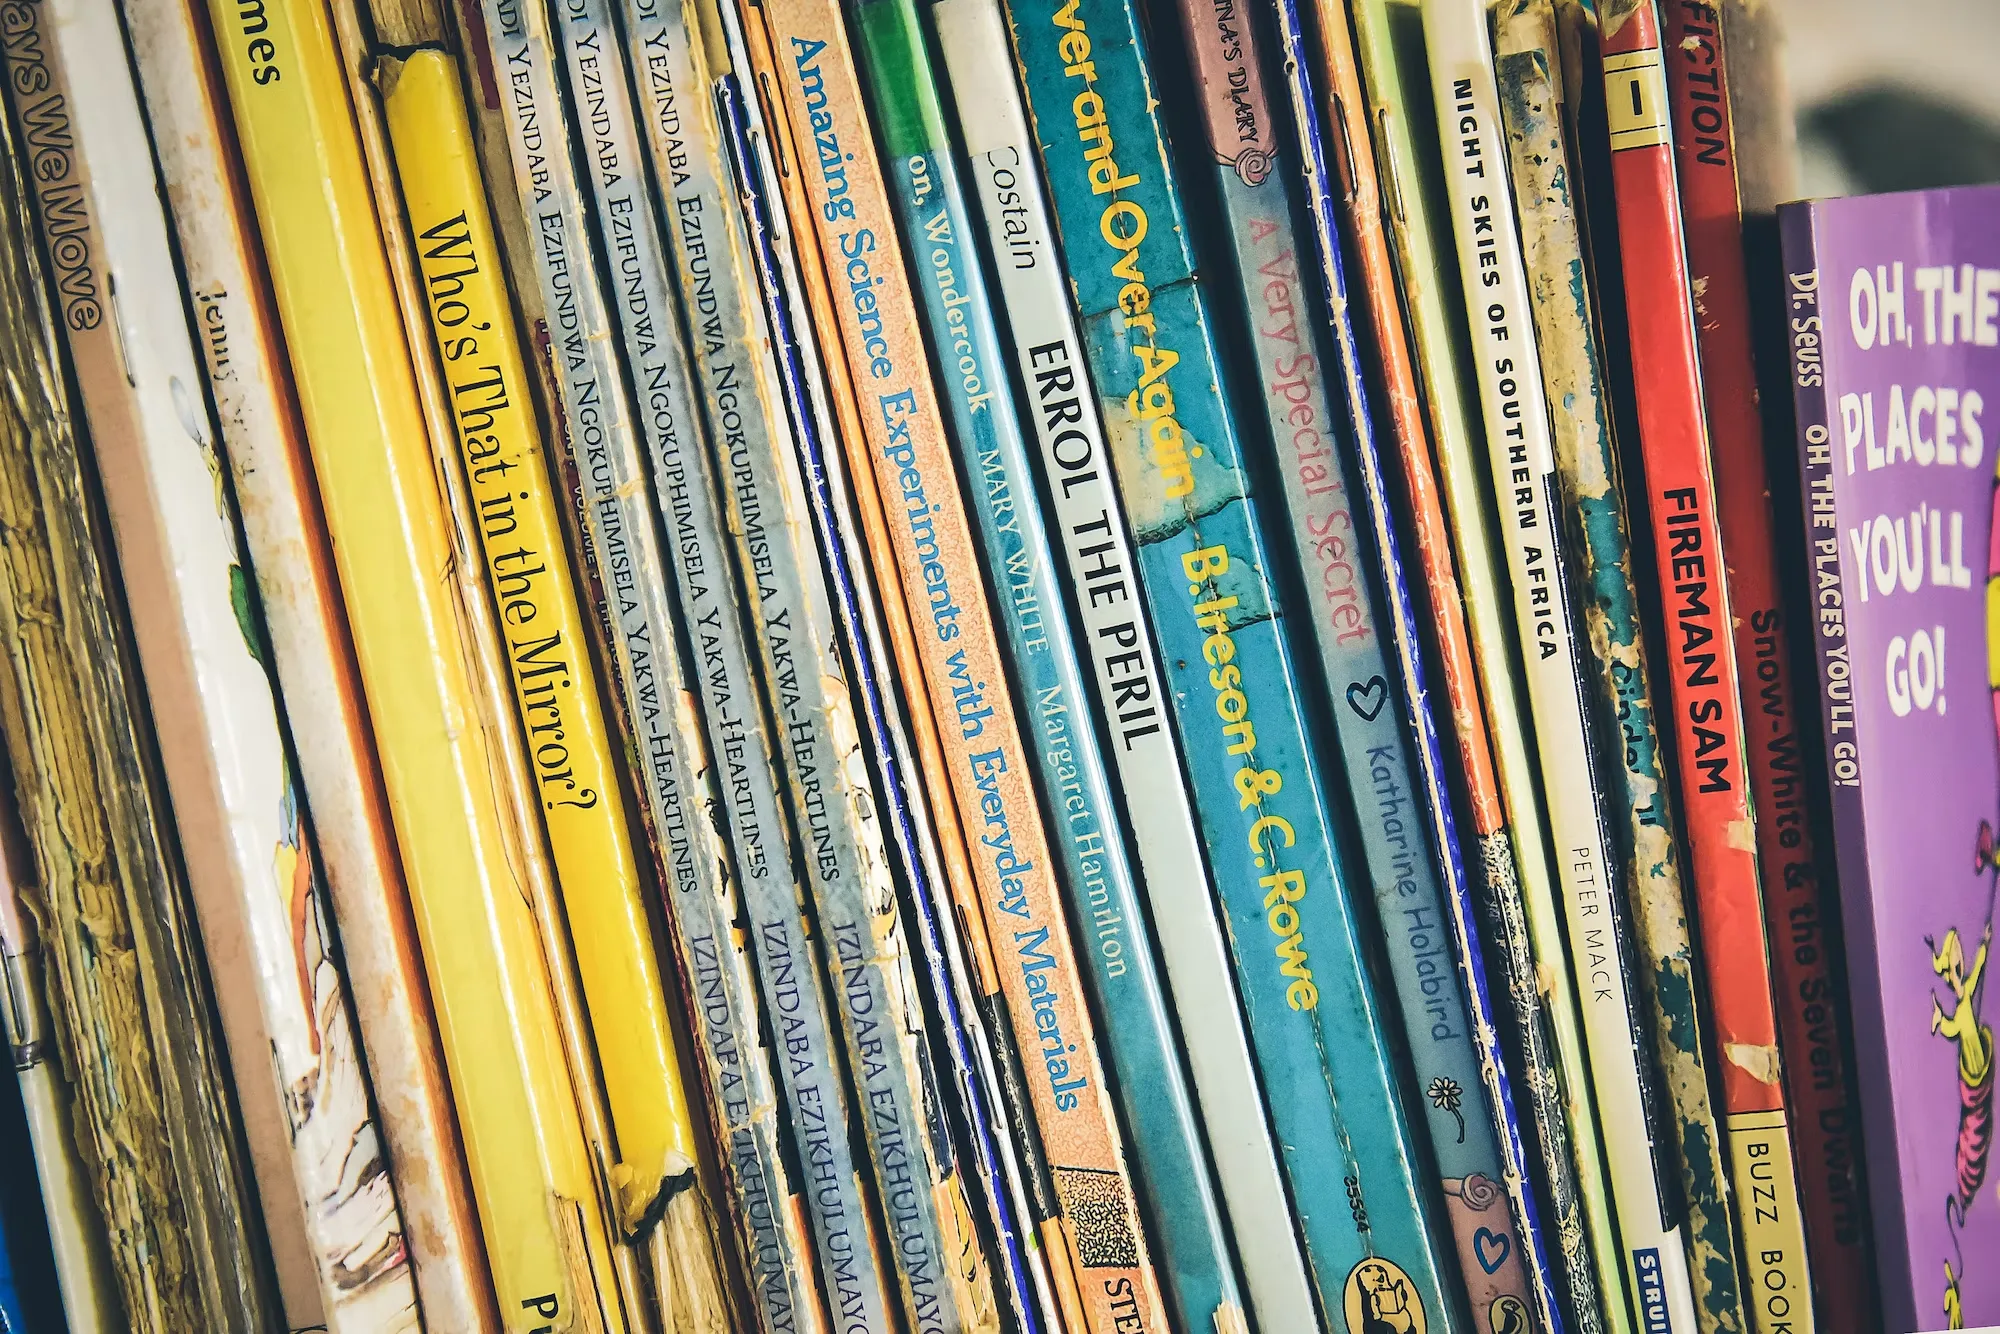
[1344,1258,1425,1334]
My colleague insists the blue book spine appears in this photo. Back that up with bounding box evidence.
[847,1,1246,1328]
[1004,0,1457,1322]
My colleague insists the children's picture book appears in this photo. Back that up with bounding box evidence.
[1783,182,2000,1334]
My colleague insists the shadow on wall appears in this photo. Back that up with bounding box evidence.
[1804,87,2000,196]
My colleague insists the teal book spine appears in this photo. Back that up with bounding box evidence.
[846,3,1245,1328]
[1002,0,1458,1322]
[1171,0,1555,1327]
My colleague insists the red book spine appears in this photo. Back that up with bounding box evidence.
[1661,5,1878,1329]
[1598,3,1818,1329]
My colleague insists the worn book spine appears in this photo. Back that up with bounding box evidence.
[1422,7,1701,1331]
[741,0,1171,1327]
[702,18,1054,1327]
[1347,7,1631,1323]
[549,0,897,1325]
[207,0,635,1326]
[122,7,497,1327]
[850,3,1248,1329]
[0,779,116,1334]
[1492,10,1747,1334]
[1662,7,1874,1329]
[0,33,279,1332]
[1004,0,1458,1323]
[1258,2,1560,1328]
[461,4,822,1329]
[1596,5,1817,1328]
[380,43,738,1334]
[618,2,1004,1328]
[26,4,423,1328]
[927,2,1320,1328]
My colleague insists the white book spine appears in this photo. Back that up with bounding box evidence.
[1420,3,1698,1329]
[928,3,1318,1328]
[62,3,420,1329]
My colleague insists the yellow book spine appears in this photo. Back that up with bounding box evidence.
[382,51,728,1325]
[204,1,624,1328]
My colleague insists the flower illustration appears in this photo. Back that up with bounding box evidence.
[1428,1075,1466,1144]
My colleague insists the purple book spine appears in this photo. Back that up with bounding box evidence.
[1784,186,2000,1333]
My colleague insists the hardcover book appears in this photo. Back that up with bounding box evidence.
[621,0,1003,1327]
[1003,0,1459,1323]
[1596,5,1816,1328]
[702,2,1056,1326]
[0,14,284,1331]
[124,6,496,1324]
[739,0,1169,1325]
[1661,6,1876,1327]
[1781,182,2000,1334]
[460,2,824,1326]
[1343,4,1628,1321]
[928,2,1320,1327]
[1493,8,1745,1334]
[1207,1,1556,1327]
[852,3,1248,1328]
[27,3,420,1325]
[1422,5,1700,1329]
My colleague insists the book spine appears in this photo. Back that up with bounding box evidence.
[21,3,421,1328]
[555,0,895,1318]
[1344,5,1629,1324]
[1261,4,1563,1330]
[743,0,1173,1327]
[927,3,1322,1328]
[1662,8,1876,1328]
[704,27,1057,1329]
[1001,0,1457,1321]
[850,4,1252,1329]
[382,45,744,1334]
[1595,6,1817,1327]
[1779,200,1893,1313]
[1421,7,1701,1331]
[463,7,824,1330]
[618,3,1002,1329]
[206,0,638,1325]
[121,9,497,1328]
[2,8,306,1331]
[1491,11,1745,1334]
[551,0,899,1325]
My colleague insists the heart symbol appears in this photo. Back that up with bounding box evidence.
[1346,675,1389,722]
[1474,1227,1511,1274]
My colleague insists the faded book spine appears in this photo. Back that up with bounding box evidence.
[464,5,823,1329]
[1004,0,1457,1322]
[1596,5,1816,1328]
[742,0,1170,1328]
[1422,5,1699,1330]
[618,2,1003,1328]
[703,19,1056,1327]
[122,8,495,1328]
[1492,10,1744,1334]
[30,2,420,1328]
[851,1,1247,1329]
[928,1,1321,1328]
[0,50,272,1334]
[1260,1,1560,1328]
[550,0,896,1325]
[1662,6,1874,1328]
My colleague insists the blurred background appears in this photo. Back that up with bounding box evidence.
[1784,0,2000,196]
